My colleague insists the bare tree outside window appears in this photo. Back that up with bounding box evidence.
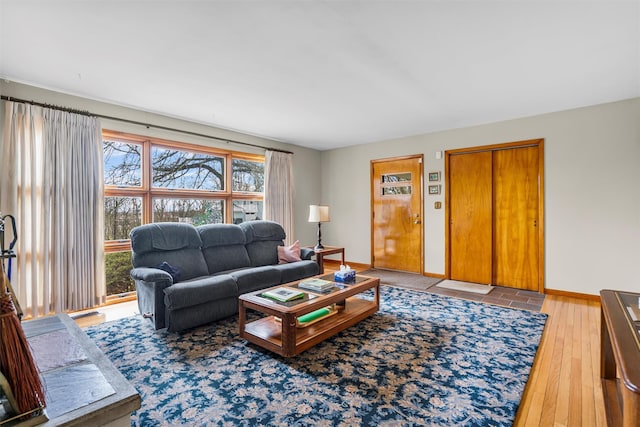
[152,147,224,190]
[153,199,224,225]
[104,140,141,186]
[232,159,264,192]
[104,196,142,241]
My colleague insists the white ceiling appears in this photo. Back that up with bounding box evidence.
[1,1,638,151]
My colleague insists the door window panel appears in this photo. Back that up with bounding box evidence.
[382,172,411,183]
[382,186,412,195]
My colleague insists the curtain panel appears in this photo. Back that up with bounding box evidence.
[264,151,294,245]
[0,101,105,317]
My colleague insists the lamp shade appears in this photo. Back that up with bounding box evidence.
[308,205,330,223]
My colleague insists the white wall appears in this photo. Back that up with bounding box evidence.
[3,81,638,296]
[0,80,323,245]
[321,98,640,296]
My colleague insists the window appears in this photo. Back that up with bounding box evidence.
[232,158,264,192]
[151,147,224,191]
[104,196,142,240]
[153,198,224,224]
[103,130,264,297]
[104,139,142,187]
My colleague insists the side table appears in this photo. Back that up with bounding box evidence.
[600,289,640,427]
[309,246,345,274]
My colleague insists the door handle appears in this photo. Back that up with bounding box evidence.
[414,220,421,224]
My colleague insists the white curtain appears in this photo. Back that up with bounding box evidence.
[0,101,105,318]
[264,150,294,244]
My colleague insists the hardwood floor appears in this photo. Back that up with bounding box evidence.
[71,300,138,328]
[72,286,607,426]
[515,295,607,427]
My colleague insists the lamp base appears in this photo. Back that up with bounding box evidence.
[314,222,324,251]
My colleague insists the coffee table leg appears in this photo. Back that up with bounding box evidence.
[281,313,297,357]
[238,301,246,337]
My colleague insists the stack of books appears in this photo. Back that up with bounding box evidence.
[298,278,334,292]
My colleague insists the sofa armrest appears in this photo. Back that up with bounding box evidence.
[130,267,173,330]
[300,247,315,260]
[130,267,174,283]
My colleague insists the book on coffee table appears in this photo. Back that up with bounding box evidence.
[261,287,304,302]
[298,278,333,292]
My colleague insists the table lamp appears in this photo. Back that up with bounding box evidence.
[308,205,330,250]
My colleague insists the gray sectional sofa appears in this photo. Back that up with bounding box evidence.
[129,220,319,332]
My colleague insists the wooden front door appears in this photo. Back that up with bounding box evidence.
[371,156,423,273]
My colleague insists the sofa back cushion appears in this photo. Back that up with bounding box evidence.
[130,222,209,281]
[238,220,286,267]
[197,224,252,274]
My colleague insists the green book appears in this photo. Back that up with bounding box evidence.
[298,308,332,324]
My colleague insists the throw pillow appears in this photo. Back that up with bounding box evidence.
[278,240,301,264]
[156,261,181,282]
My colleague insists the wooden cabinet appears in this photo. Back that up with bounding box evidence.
[447,140,544,292]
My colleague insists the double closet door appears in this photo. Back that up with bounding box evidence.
[447,140,544,292]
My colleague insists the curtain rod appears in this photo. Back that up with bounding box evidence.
[0,95,294,155]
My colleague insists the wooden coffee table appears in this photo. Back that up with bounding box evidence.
[238,274,380,357]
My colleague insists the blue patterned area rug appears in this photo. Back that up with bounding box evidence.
[85,286,547,426]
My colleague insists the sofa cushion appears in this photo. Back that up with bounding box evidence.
[229,266,281,294]
[131,222,202,253]
[130,223,209,281]
[274,260,320,283]
[164,274,239,311]
[197,224,251,273]
[244,241,281,267]
[239,220,286,242]
[239,221,287,267]
[198,223,246,247]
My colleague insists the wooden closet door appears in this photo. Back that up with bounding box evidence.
[493,147,539,290]
[449,151,493,284]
